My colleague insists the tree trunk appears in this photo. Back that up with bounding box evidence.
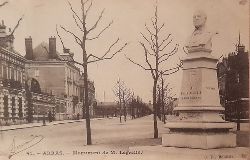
[119,102,122,123]
[153,79,158,138]
[161,78,165,123]
[122,91,126,122]
[83,55,92,145]
[119,87,122,123]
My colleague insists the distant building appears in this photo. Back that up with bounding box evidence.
[217,35,249,120]
[79,76,95,118]
[0,20,26,124]
[94,102,118,118]
[25,37,95,119]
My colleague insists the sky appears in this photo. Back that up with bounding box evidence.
[0,0,248,102]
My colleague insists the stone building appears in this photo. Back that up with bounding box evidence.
[79,75,95,118]
[217,36,249,121]
[25,37,95,119]
[0,20,26,125]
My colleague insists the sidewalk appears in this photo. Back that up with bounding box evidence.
[0,119,84,131]
[0,116,141,132]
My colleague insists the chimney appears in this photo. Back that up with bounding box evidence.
[25,36,33,60]
[49,36,57,59]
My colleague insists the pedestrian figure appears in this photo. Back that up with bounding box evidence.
[43,114,46,126]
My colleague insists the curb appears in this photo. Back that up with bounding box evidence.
[0,120,83,132]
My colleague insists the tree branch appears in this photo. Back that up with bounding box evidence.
[162,67,180,76]
[73,14,84,32]
[61,59,83,66]
[161,61,183,76]
[56,25,66,50]
[0,1,8,7]
[159,38,173,51]
[68,1,83,25]
[60,25,83,46]
[9,16,23,35]
[87,38,119,60]
[145,23,154,37]
[87,9,105,33]
[140,32,156,54]
[87,20,113,40]
[158,44,179,64]
[159,34,171,47]
[158,23,165,32]
[87,41,128,63]
[85,0,93,17]
[125,55,154,71]
[140,42,156,79]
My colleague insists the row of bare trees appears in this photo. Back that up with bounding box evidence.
[113,79,152,122]
[2,0,181,145]
[156,77,176,124]
[58,0,182,143]
[113,78,132,123]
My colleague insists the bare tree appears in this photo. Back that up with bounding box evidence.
[58,0,127,145]
[157,73,176,124]
[113,79,132,122]
[125,5,182,138]
[121,87,132,122]
[113,78,125,123]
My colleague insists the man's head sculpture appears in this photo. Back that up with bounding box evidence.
[193,10,207,30]
[185,10,216,53]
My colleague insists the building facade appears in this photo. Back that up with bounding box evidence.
[25,37,95,119]
[0,21,26,125]
[217,38,249,121]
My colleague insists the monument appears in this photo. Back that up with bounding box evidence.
[162,10,236,149]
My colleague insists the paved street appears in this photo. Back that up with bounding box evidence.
[0,115,165,159]
[0,115,249,160]
[0,115,163,148]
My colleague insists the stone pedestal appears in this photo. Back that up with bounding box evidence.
[162,51,236,149]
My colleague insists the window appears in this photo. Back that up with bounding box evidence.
[35,68,39,77]
[11,67,14,80]
[18,97,23,118]
[3,65,7,79]
[11,97,15,117]
[3,95,8,118]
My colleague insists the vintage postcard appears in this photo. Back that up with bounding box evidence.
[0,0,249,160]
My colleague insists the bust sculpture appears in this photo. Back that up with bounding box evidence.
[186,10,217,53]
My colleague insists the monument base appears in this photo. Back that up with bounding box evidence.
[162,132,236,149]
[162,51,237,149]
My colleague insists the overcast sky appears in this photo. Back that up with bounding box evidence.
[0,0,248,102]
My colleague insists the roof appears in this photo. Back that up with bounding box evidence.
[33,42,61,61]
[0,47,25,61]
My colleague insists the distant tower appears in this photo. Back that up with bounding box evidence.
[0,20,7,37]
[237,32,245,53]
[0,20,14,50]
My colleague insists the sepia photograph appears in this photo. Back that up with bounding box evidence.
[0,0,249,159]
